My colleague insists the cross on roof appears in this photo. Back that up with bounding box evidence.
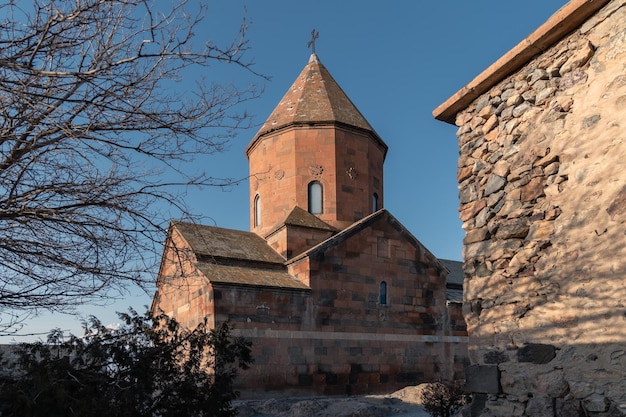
[307,29,319,54]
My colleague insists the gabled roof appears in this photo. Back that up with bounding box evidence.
[196,262,309,290]
[440,259,464,287]
[247,54,387,154]
[171,221,285,265]
[446,288,463,304]
[283,206,337,230]
[265,206,338,238]
[169,218,462,295]
[171,221,308,290]
[287,209,446,273]
[440,258,464,304]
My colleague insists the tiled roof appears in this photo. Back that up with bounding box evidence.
[172,221,285,264]
[171,219,462,296]
[196,262,309,290]
[441,259,464,303]
[250,54,385,148]
[446,288,463,304]
[265,206,338,237]
[172,221,308,290]
[283,206,337,230]
[288,209,447,273]
[440,259,464,286]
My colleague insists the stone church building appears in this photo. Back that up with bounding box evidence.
[153,53,468,395]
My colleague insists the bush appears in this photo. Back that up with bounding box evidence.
[0,309,252,417]
[422,381,470,417]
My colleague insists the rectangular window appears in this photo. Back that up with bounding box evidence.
[379,281,387,305]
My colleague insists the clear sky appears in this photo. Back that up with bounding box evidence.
[4,0,568,341]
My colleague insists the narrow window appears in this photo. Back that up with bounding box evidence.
[254,194,261,227]
[372,192,379,212]
[379,281,387,305]
[308,181,323,214]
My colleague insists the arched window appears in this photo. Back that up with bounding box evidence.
[379,281,387,305]
[308,181,323,214]
[372,192,379,212]
[254,194,261,227]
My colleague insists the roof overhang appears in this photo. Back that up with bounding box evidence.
[433,0,611,125]
[245,121,389,160]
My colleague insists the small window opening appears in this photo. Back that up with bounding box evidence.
[308,181,323,214]
[372,192,379,212]
[379,281,387,305]
[254,194,261,227]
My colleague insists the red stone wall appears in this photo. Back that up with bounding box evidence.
[213,215,468,395]
[152,230,215,330]
[332,128,385,227]
[446,302,466,337]
[264,226,287,257]
[265,225,335,259]
[247,124,385,236]
[232,331,468,396]
[304,221,445,335]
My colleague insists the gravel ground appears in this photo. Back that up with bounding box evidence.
[234,384,432,417]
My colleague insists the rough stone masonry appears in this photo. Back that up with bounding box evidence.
[434,1,626,416]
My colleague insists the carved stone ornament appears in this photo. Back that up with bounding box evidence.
[256,304,270,316]
[274,169,285,180]
[346,166,358,179]
[309,164,324,176]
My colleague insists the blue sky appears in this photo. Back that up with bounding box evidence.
[185,0,566,262]
[5,0,567,341]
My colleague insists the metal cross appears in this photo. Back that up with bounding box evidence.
[307,29,319,54]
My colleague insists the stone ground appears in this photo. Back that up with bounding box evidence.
[234,384,432,417]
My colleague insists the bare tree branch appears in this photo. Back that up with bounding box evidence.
[0,0,264,335]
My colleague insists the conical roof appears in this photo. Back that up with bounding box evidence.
[248,54,385,149]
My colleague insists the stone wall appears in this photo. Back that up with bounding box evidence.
[247,124,385,236]
[452,1,626,415]
[216,213,468,395]
[153,228,215,330]
[266,222,335,260]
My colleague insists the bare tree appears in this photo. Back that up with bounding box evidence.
[0,0,263,335]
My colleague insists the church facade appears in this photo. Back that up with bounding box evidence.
[153,53,467,395]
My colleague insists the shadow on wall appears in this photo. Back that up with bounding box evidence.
[461,210,626,415]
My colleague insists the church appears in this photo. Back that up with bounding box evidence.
[152,52,468,395]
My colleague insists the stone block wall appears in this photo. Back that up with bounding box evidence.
[233,331,468,396]
[153,229,215,330]
[247,125,385,235]
[452,1,626,415]
[265,224,335,260]
[446,301,466,335]
[217,214,468,395]
[302,216,448,336]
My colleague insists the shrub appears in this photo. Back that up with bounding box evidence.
[422,381,470,417]
[0,309,252,417]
